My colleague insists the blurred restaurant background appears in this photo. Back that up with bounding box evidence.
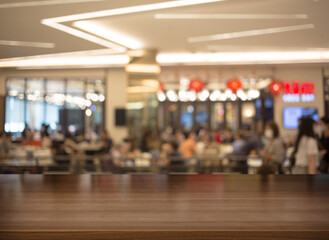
[0,0,329,174]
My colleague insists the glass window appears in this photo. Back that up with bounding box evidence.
[226,102,238,131]
[212,103,224,130]
[5,96,25,133]
[180,103,193,131]
[5,79,26,133]
[5,77,105,135]
[7,78,25,95]
[195,103,208,127]
[26,78,44,130]
[67,79,84,95]
[241,102,255,130]
[45,80,65,130]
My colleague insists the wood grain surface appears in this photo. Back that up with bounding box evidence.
[1,174,329,239]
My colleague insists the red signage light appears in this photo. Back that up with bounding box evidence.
[284,81,315,95]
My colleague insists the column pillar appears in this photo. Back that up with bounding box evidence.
[125,50,160,148]
[105,68,128,144]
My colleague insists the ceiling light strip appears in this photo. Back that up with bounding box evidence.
[42,20,126,51]
[0,40,55,48]
[0,54,129,68]
[154,13,308,19]
[156,51,329,65]
[41,0,225,51]
[43,0,225,23]
[0,0,105,8]
[188,24,315,42]
[74,21,143,49]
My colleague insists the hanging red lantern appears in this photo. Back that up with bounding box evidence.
[226,78,242,93]
[189,79,205,92]
[268,80,283,95]
[158,82,165,91]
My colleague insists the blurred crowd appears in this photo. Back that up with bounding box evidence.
[1,115,329,174]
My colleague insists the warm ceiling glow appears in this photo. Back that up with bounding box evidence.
[125,64,161,74]
[188,24,315,42]
[0,54,129,68]
[0,40,55,48]
[127,87,157,94]
[156,51,329,65]
[41,20,125,51]
[154,13,308,19]
[74,21,143,49]
[41,0,225,50]
[0,0,105,8]
[43,0,226,22]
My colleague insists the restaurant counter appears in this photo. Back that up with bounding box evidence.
[0,174,329,240]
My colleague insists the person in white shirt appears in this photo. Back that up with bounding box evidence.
[293,117,319,174]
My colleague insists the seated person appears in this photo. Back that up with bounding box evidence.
[179,132,197,159]
[222,129,234,144]
[232,131,247,155]
[23,131,42,147]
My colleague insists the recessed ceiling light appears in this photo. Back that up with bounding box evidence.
[154,13,308,20]
[188,24,315,42]
[0,0,105,8]
[0,40,55,48]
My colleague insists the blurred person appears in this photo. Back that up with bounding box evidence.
[52,124,65,141]
[160,142,171,159]
[213,129,222,143]
[243,130,264,156]
[100,130,113,154]
[0,132,6,158]
[111,143,127,160]
[161,127,173,142]
[22,123,31,140]
[179,132,197,159]
[232,131,247,155]
[168,141,182,158]
[293,117,319,174]
[124,139,141,159]
[196,131,210,155]
[1,133,13,158]
[222,129,234,144]
[63,133,77,155]
[40,123,50,136]
[140,130,152,152]
[202,134,220,157]
[175,131,185,145]
[160,141,182,166]
[318,116,329,173]
[260,121,285,174]
[23,131,42,147]
[41,132,52,148]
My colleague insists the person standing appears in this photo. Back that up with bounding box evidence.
[293,117,319,174]
[260,121,285,174]
[318,117,329,173]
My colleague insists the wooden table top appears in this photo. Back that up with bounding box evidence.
[1,174,329,240]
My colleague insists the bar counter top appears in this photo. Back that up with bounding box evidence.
[1,174,329,239]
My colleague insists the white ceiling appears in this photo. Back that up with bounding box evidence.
[0,0,329,66]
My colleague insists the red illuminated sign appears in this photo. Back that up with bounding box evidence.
[284,80,315,95]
